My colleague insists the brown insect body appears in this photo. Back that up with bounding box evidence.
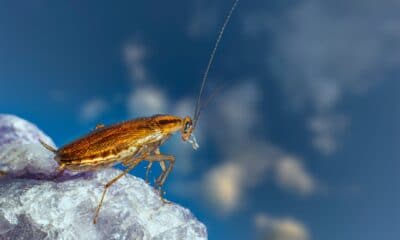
[39,113,197,224]
[55,115,184,171]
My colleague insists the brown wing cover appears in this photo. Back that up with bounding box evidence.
[57,116,162,161]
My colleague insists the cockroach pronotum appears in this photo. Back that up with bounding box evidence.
[39,0,240,224]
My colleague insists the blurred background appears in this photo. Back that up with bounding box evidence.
[1,0,400,239]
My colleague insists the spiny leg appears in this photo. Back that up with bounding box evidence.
[152,148,175,188]
[156,160,167,184]
[152,149,167,186]
[144,148,166,184]
[145,154,175,201]
[93,157,144,224]
[145,161,153,183]
[156,156,175,188]
[154,160,167,200]
[121,157,132,167]
[145,154,171,187]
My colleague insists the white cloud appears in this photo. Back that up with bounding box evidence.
[255,213,310,240]
[172,98,194,119]
[203,162,244,213]
[194,82,268,212]
[275,157,316,195]
[123,41,169,116]
[209,81,316,197]
[128,87,168,116]
[173,81,318,213]
[123,42,149,83]
[200,143,274,213]
[79,98,108,123]
[200,142,317,213]
[243,0,400,154]
[209,80,261,146]
[308,114,349,155]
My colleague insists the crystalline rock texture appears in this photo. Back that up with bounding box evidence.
[0,114,207,240]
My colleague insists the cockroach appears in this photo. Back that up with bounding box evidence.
[39,0,240,224]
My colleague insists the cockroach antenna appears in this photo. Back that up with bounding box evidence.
[193,0,240,128]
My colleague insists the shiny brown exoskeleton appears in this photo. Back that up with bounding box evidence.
[40,115,198,223]
[44,115,196,172]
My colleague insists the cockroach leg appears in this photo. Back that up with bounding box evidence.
[155,164,166,186]
[156,155,175,188]
[93,156,144,224]
[159,160,167,174]
[121,157,133,167]
[144,148,166,185]
[145,154,173,185]
[143,154,175,201]
[152,148,166,186]
[145,161,153,183]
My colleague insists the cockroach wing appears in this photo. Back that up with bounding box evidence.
[58,117,163,161]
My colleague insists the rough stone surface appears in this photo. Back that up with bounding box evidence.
[0,114,207,240]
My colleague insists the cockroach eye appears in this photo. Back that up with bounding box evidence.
[184,122,191,132]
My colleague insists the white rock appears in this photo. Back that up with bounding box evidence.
[0,114,207,240]
[0,114,58,177]
[0,115,54,147]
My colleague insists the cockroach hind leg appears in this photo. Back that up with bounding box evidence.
[93,157,144,224]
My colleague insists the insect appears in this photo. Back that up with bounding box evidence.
[39,0,240,224]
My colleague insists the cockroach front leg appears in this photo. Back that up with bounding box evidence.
[144,148,165,183]
[155,156,175,189]
[145,153,175,202]
[149,148,175,189]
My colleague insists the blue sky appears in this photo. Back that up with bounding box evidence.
[1,0,400,239]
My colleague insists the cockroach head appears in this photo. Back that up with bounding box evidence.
[181,116,199,150]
